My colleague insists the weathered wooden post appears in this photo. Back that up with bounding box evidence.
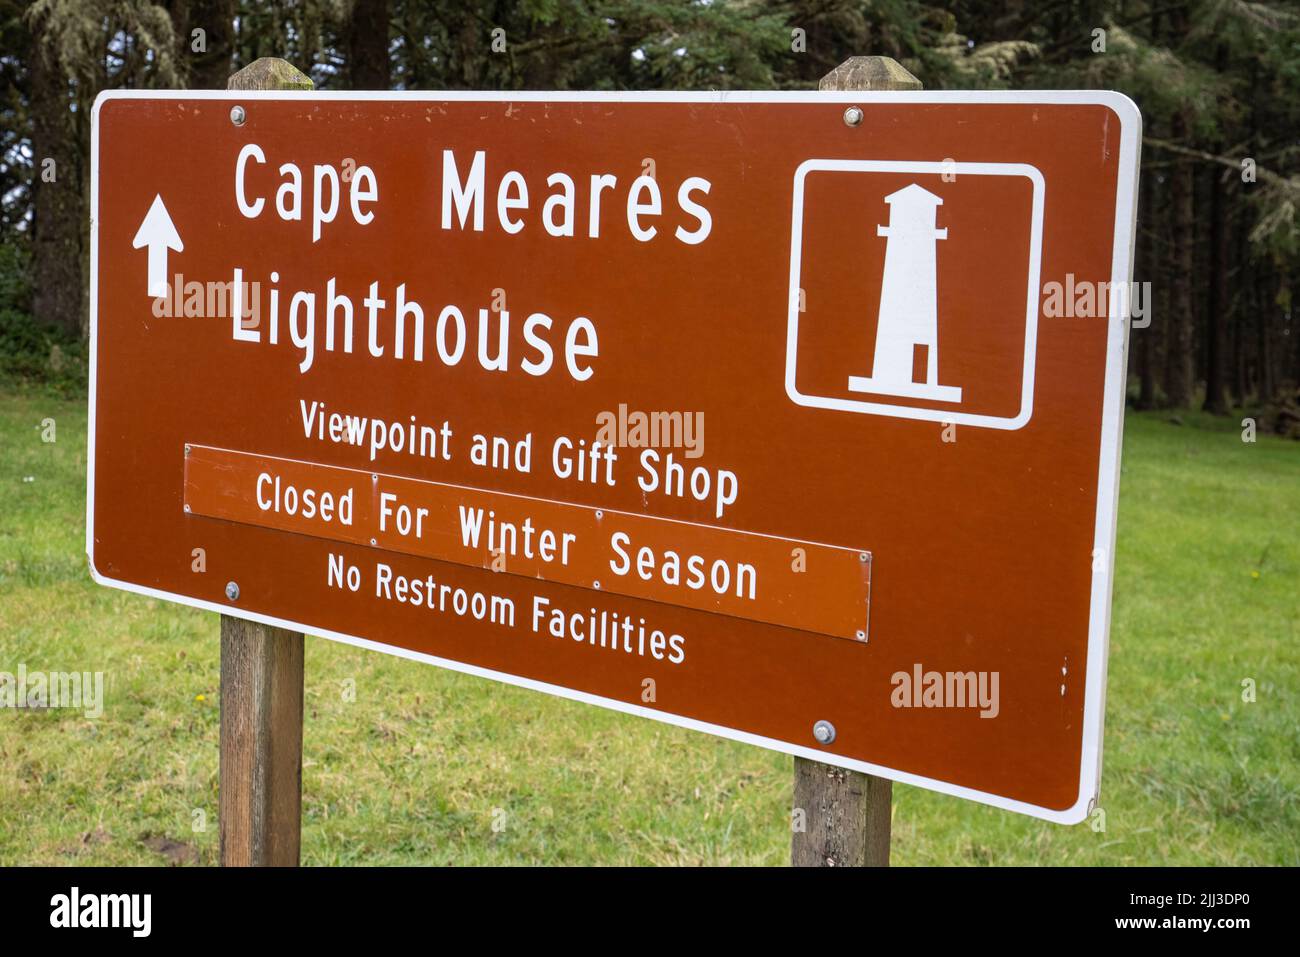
[790,55,921,869]
[218,57,313,867]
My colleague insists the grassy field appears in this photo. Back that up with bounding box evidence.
[0,386,1296,866]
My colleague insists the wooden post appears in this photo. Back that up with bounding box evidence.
[793,761,892,867]
[219,616,305,866]
[227,56,316,92]
[817,55,923,94]
[218,57,312,867]
[791,55,919,869]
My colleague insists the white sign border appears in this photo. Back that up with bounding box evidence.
[88,88,1141,825]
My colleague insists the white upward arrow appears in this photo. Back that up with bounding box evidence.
[131,194,183,298]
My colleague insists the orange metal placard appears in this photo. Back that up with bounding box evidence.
[183,444,872,640]
[89,90,1138,821]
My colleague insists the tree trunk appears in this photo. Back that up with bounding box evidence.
[347,0,390,90]
[1293,268,1300,388]
[1136,162,1157,409]
[1202,43,1231,415]
[1257,269,1276,400]
[1203,163,1229,413]
[188,0,237,90]
[1245,263,1261,401]
[1164,112,1196,408]
[28,19,85,338]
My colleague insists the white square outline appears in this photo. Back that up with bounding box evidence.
[785,160,1045,430]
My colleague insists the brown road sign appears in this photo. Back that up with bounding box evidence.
[89,90,1141,822]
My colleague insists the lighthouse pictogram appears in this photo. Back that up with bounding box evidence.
[848,183,962,403]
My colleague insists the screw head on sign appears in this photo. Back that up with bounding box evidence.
[230,105,246,126]
[858,552,868,562]
[595,509,604,520]
[843,107,864,127]
[813,719,836,745]
[224,581,240,602]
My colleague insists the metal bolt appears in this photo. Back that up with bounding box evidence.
[858,552,868,562]
[595,509,604,520]
[813,719,836,745]
[843,106,863,127]
[855,629,866,640]
[370,537,377,546]
[230,105,246,126]
[184,504,191,514]
[184,444,191,456]
[593,580,601,590]
[224,581,240,602]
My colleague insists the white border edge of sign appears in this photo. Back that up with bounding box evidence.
[86,88,1143,826]
[1083,96,1142,825]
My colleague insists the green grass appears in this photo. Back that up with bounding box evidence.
[0,387,1296,865]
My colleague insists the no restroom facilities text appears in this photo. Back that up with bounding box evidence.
[327,554,687,664]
